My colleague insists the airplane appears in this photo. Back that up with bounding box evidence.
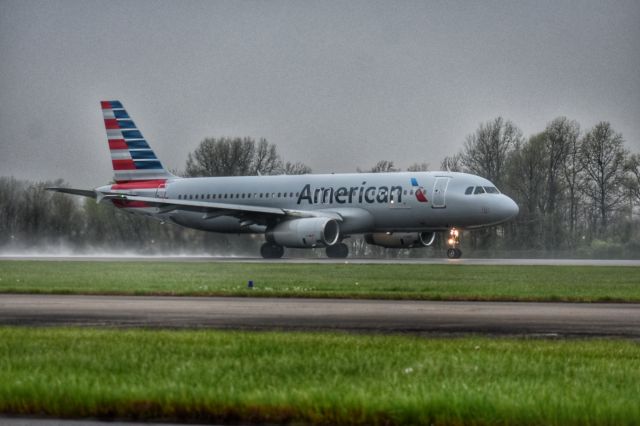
[48,101,519,259]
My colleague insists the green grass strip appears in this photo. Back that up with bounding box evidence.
[0,327,639,425]
[1,261,639,302]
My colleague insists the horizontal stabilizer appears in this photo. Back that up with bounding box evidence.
[46,187,97,199]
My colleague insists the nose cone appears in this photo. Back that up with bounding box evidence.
[501,195,519,220]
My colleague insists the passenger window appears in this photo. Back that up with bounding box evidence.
[224,194,228,199]
[290,192,293,197]
[278,192,281,197]
[242,194,245,198]
[178,195,182,200]
[465,186,474,195]
[474,186,485,195]
[189,194,193,200]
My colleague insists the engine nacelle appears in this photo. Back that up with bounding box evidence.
[364,232,436,248]
[267,218,340,248]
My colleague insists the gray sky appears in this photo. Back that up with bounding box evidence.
[1,0,639,187]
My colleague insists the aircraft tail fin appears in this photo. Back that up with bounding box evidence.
[101,100,175,183]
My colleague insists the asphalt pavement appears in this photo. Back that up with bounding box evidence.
[2,294,638,338]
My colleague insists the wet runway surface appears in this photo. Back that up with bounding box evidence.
[2,294,639,338]
[1,255,639,266]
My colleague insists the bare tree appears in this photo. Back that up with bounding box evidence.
[283,161,312,175]
[407,162,429,172]
[540,117,580,247]
[625,154,640,204]
[505,133,547,248]
[185,137,282,177]
[580,122,628,236]
[461,117,523,188]
[252,138,281,175]
[561,123,584,245]
[0,177,25,246]
[440,154,463,172]
[543,117,578,213]
[360,160,399,173]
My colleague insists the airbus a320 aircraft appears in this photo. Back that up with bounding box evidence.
[48,101,519,259]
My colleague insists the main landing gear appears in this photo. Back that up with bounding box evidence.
[326,242,349,258]
[260,242,284,259]
[446,228,462,259]
[260,242,349,259]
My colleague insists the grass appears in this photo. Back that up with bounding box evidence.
[0,327,638,425]
[0,260,639,302]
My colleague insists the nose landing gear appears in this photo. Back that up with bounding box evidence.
[446,228,462,259]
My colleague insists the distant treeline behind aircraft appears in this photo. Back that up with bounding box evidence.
[1,117,639,258]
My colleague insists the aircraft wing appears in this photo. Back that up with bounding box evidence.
[46,188,344,221]
[101,194,343,221]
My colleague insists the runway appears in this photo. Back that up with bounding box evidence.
[1,255,639,266]
[1,294,639,338]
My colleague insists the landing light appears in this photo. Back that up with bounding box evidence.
[447,228,461,248]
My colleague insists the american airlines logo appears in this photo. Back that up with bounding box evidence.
[411,177,428,203]
[297,179,428,205]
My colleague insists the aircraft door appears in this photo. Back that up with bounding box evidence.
[432,177,450,208]
[155,183,167,199]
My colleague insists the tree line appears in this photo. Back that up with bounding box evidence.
[440,117,639,257]
[1,120,638,258]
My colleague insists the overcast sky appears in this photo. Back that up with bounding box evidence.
[1,0,638,187]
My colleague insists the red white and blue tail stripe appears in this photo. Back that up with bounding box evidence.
[101,100,174,183]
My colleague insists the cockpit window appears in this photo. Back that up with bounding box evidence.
[474,186,485,195]
[484,186,500,194]
[465,186,474,195]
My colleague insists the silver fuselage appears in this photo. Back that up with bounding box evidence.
[99,171,519,235]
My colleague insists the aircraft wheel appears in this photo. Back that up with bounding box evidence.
[447,248,458,259]
[454,248,462,258]
[326,243,349,258]
[260,243,284,259]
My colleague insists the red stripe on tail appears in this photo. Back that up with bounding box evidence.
[108,139,128,150]
[104,119,119,129]
[112,159,136,170]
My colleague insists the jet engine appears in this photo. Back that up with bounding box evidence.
[364,232,436,248]
[267,218,340,248]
